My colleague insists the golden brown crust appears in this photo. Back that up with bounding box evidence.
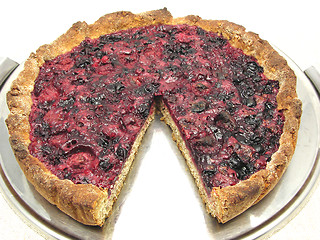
[6,9,302,225]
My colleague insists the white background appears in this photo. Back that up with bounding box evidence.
[0,0,319,239]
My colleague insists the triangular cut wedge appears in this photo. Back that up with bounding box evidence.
[6,8,301,226]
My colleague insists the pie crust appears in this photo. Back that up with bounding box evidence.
[6,8,302,226]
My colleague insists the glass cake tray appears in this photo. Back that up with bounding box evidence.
[0,48,319,240]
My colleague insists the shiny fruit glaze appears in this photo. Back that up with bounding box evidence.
[29,24,284,193]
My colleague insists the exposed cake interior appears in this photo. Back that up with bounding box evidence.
[28,24,284,200]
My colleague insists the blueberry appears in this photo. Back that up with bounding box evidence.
[253,144,265,154]
[116,144,128,160]
[234,133,249,145]
[245,97,257,108]
[155,33,166,38]
[202,168,216,177]
[98,135,111,149]
[191,101,207,113]
[59,97,75,112]
[46,148,65,166]
[196,27,206,36]
[216,70,226,80]
[197,154,211,165]
[79,41,94,55]
[208,36,227,48]
[71,77,86,86]
[99,34,122,44]
[215,111,236,131]
[34,122,51,139]
[41,144,53,157]
[263,101,276,119]
[37,100,54,111]
[265,102,275,110]
[99,159,113,171]
[75,57,92,69]
[232,76,246,85]
[269,135,280,148]
[216,111,232,123]
[229,153,242,169]
[175,106,186,116]
[208,126,224,141]
[250,135,263,144]
[165,94,177,103]
[244,61,263,77]
[244,115,261,129]
[86,94,106,105]
[226,101,236,113]
[202,165,217,191]
[252,75,262,82]
[114,82,125,93]
[63,169,72,180]
[217,92,235,102]
[135,83,160,97]
[95,51,106,59]
[240,86,255,98]
[244,115,257,125]
[166,64,179,73]
[196,74,206,81]
[143,83,160,95]
[263,81,279,94]
[263,83,273,94]
[163,42,194,60]
[228,153,255,180]
[80,47,90,56]
[81,177,90,184]
[110,57,119,67]
[136,103,150,118]
[33,83,44,97]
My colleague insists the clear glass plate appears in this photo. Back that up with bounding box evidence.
[0,48,319,240]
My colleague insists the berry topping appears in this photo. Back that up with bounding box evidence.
[29,24,284,193]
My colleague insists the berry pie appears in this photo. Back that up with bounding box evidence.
[6,9,302,226]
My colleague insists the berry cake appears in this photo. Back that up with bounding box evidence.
[6,9,302,226]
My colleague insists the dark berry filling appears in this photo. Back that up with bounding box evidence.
[29,24,284,194]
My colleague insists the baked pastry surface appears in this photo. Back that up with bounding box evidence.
[6,8,302,226]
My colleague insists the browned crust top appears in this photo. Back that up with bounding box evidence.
[5,8,302,225]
